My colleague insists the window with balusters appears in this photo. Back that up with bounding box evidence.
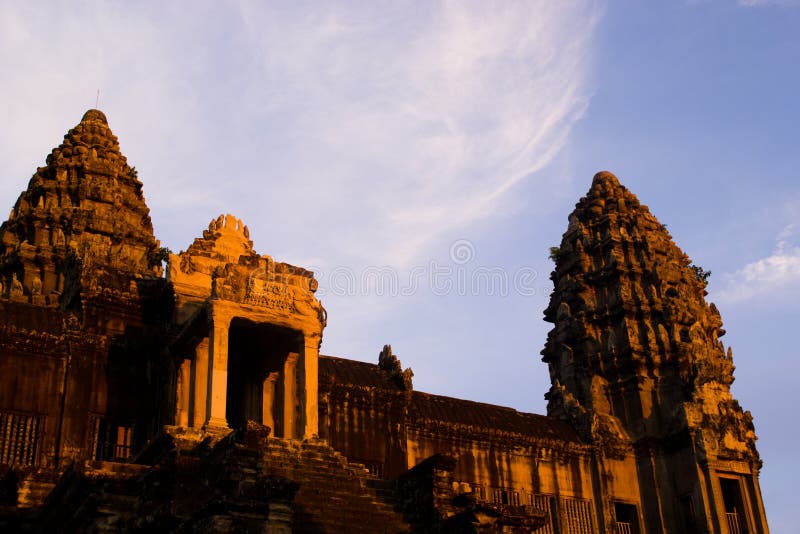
[614,502,640,534]
[530,494,558,534]
[0,411,43,466]
[560,497,594,534]
[88,416,135,462]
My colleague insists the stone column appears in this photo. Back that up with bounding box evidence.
[302,337,319,439]
[191,337,209,428]
[176,358,192,427]
[697,462,722,534]
[205,312,231,428]
[282,353,299,439]
[709,470,728,534]
[745,472,770,534]
[262,372,279,433]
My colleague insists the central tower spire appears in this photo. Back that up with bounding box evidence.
[542,171,761,530]
[0,109,161,309]
[543,171,753,446]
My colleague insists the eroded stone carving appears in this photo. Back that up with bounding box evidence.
[378,344,413,391]
[168,213,325,328]
[0,109,162,309]
[542,171,759,464]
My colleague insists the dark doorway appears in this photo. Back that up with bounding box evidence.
[226,319,301,434]
[614,502,640,534]
[720,477,748,534]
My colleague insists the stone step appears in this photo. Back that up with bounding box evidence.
[262,438,408,532]
[16,479,57,508]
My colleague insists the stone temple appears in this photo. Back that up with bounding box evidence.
[0,110,769,533]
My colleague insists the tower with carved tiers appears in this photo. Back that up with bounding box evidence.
[543,171,765,533]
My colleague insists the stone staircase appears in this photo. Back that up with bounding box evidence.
[261,438,409,533]
[1,430,412,532]
[15,473,57,509]
[34,461,160,533]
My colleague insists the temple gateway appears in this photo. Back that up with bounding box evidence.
[0,110,769,533]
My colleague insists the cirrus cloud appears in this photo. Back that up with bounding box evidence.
[0,0,601,351]
[716,223,800,303]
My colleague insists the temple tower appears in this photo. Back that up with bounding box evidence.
[0,110,170,469]
[0,109,162,311]
[542,172,769,533]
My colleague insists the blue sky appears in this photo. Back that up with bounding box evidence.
[0,1,797,530]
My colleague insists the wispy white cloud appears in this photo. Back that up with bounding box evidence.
[229,1,600,269]
[0,1,599,267]
[738,0,800,7]
[0,1,600,351]
[716,223,800,303]
[0,2,210,224]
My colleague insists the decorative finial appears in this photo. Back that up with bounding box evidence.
[591,171,621,191]
[81,109,108,125]
[378,344,413,391]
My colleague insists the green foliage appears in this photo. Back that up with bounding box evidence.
[549,246,565,262]
[149,246,172,267]
[689,264,711,284]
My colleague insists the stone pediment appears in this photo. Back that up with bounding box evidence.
[210,257,323,324]
[169,214,253,294]
[169,214,324,327]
